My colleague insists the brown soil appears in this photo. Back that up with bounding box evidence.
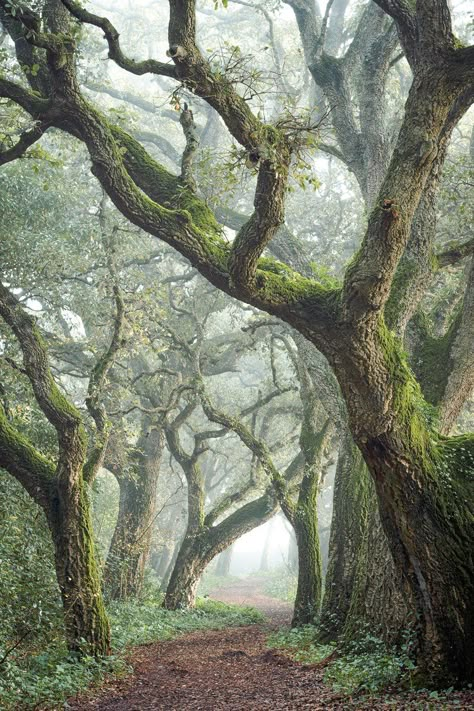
[67,578,474,710]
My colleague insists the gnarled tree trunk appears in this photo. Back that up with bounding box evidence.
[104,427,164,600]
[48,475,110,656]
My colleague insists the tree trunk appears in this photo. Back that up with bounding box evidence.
[288,415,331,627]
[292,503,322,626]
[162,535,208,609]
[342,488,412,646]
[320,432,412,645]
[163,491,279,609]
[319,435,370,641]
[49,477,110,657]
[360,434,474,685]
[104,428,164,600]
[216,543,233,576]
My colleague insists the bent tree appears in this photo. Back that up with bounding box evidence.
[0,278,123,655]
[1,0,474,684]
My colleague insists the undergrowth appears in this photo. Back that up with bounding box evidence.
[266,626,472,707]
[0,595,263,710]
[267,626,414,693]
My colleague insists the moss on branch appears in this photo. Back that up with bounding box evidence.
[378,320,438,470]
[411,310,461,407]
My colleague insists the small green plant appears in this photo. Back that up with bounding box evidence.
[267,625,335,664]
[267,626,418,697]
[324,636,415,695]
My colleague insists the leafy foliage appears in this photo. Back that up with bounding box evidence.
[267,625,334,664]
[0,474,63,658]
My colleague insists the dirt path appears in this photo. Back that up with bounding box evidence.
[67,579,474,710]
[67,579,342,710]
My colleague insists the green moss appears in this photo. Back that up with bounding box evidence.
[437,434,474,484]
[111,126,223,235]
[0,406,55,483]
[377,319,437,471]
[255,264,341,309]
[411,310,461,406]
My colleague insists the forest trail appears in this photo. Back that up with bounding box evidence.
[66,579,473,710]
[66,578,345,710]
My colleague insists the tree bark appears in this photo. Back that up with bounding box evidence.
[319,436,369,641]
[162,535,209,609]
[48,475,110,656]
[163,491,278,609]
[0,283,111,658]
[292,503,323,626]
[104,427,164,600]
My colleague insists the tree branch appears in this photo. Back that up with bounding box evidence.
[0,282,84,441]
[436,237,474,268]
[59,0,177,78]
[0,402,54,511]
[179,104,199,191]
[0,123,48,166]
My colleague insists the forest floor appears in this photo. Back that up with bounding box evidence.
[67,578,474,710]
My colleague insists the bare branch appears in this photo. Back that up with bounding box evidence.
[436,237,474,268]
[0,123,48,166]
[179,104,199,190]
[60,0,177,78]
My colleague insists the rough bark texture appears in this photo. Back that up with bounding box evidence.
[104,427,164,600]
[49,478,110,656]
[319,436,370,641]
[163,492,278,609]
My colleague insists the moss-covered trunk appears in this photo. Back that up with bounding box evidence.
[342,490,412,646]
[104,428,164,600]
[275,359,331,628]
[49,475,110,657]
[162,535,208,609]
[360,434,474,684]
[319,436,369,640]
[292,503,322,626]
[320,433,411,644]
